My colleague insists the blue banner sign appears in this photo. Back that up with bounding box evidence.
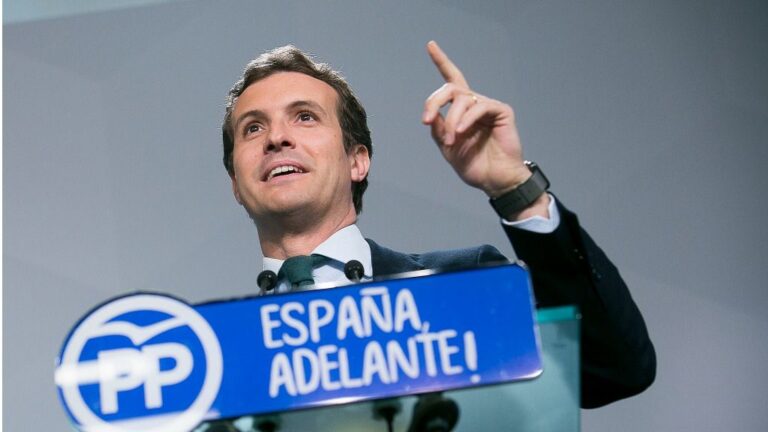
[56,264,542,432]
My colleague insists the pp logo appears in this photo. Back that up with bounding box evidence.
[55,294,223,432]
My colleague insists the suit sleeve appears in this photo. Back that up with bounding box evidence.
[502,198,656,408]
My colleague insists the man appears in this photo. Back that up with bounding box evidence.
[222,42,655,408]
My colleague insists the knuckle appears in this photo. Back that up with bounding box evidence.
[502,103,516,119]
[442,82,457,93]
[424,97,439,110]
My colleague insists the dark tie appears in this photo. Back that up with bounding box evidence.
[278,254,328,289]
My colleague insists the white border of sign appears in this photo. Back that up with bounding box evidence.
[56,294,223,432]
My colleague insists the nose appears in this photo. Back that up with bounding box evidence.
[264,122,295,153]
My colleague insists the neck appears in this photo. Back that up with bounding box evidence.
[256,205,357,260]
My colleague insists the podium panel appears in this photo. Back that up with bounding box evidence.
[200,306,579,432]
[56,266,578,432]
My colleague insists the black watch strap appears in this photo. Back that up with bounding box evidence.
[489,161,550,218]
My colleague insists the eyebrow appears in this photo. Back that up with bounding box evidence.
[287,100,328,116]
[233,100,329,132]
[233,109,267,133]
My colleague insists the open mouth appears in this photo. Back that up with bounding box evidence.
[265,165,305,181]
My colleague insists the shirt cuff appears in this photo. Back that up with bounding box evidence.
[500,193,560,234]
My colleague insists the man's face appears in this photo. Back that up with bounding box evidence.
[229,72,368,225]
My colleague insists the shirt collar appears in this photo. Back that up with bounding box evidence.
[262,224,372,277]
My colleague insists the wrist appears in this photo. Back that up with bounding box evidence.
[484,166,532,199]
[489,161,550,219]
[506,193,550,221]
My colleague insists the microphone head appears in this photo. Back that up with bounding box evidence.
[344,259,365,282]
[257,270,277,292]
[407,394,460,432]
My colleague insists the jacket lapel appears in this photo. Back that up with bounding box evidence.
[366,239,425,277]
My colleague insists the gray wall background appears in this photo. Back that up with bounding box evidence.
[4,0,767,430]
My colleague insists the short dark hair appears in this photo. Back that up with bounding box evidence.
[222,45,372,214]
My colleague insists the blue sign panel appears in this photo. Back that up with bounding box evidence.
[56,264,542,432]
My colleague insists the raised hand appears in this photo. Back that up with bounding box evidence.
[422,41,534,201]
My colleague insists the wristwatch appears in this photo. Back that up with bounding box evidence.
[489,161,550,218]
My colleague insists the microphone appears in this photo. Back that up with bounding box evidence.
[407,393,460,432]
[257,270,277,293]
[253,414,281,432]
[344,260,365,282]
[373,398,402,432]
[204,420,238,432]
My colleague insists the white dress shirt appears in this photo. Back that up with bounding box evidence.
[262,225,373,293]
[501,193,560,234]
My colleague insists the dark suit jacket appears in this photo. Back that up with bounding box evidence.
[367,199,655,408]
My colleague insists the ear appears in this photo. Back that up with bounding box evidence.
[348,144,371,182]
[230,172,243,205]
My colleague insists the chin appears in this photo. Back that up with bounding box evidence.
[251,199,313,220]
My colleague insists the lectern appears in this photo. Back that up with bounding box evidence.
[56,264,580,432]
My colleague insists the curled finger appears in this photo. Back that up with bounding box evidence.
[442,92,479,145]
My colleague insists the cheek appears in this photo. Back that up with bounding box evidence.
[232,147,260,178]
[231,145,246,171]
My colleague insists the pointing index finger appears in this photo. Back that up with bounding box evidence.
[427,40,469,87]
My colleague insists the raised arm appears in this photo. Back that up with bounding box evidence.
[422,41,655,407]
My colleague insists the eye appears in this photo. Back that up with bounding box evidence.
[297,111,315,122]
[244,123,263,135]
